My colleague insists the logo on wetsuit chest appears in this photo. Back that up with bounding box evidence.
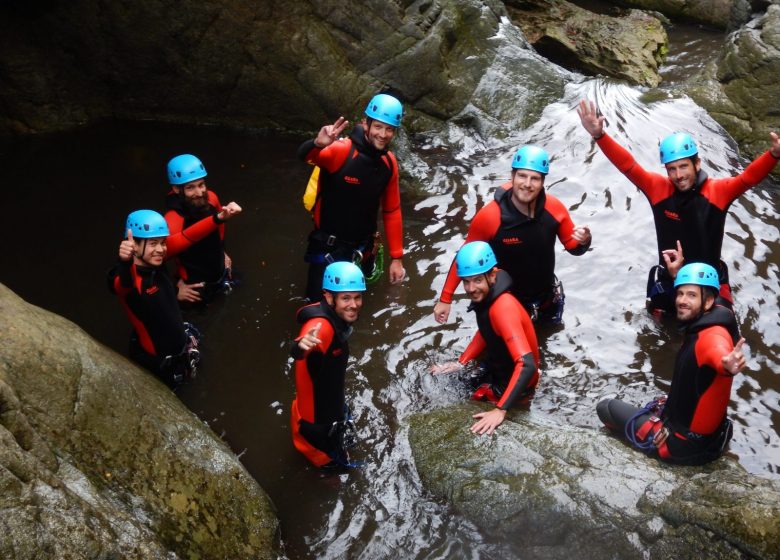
[344,176,361,185]
[145,286,159,295]
[664,210,681,221]
[502,237,522,245]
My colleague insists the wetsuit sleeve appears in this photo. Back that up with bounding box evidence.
[546,195,590,255]
[109,260,138,296]
[694,326,735,377]
[704,151,779,210]
[438,202,502,304]
[290,318,335,360]
[459,331,487,364]
[489,295,537,410]
[297,138,352,174]
[381,152,404,259]
[164,211,221,257]
[596,133,671,204]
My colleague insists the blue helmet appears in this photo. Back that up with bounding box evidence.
[456,241,497,278]
[659,133,698,164]
[365,94,403,128]
[125,210,169,239]
[167,154,207,185]
[511,145,550,174]
[674,262,720,290]
[322,262,366,292]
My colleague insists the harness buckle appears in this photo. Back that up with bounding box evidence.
[326,234,337,247]
[324,253,335,264]
[352,249,363,265]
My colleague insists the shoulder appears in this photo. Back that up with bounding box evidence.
[207,190,221,207]
[541,193,570,222]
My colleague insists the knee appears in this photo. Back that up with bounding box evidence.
[596,398,614,426]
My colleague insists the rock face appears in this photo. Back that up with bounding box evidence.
[0,0,563,139]
[0,283,280,559]
[684,4,780,161]
[408,402,780,560]
[505,0,668,86]
[615,0,752,29]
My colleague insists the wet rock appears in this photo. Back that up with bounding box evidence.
[614,0,752,29]
[0,283,280,559]
[505,0,668,86]
[0,0,566,142]
[408,402,780,560]
[684,4,780,162]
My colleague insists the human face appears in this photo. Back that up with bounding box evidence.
[325,291,363,323]
[134,237,167,267]
[511,169,544,209]
[175,178,209,209]
[675,285,713,322]
[665,158,700,192]
[363,119,396,151]
[461,270,496,304]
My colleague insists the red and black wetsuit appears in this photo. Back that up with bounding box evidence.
[165,189,228,300]
[596,133,778,308]
[290,300,352,467]
[459,270,540,409]
[108,259,188,385]
[439,182,588,317]
[597,299,740,465]
[298,125,404,301]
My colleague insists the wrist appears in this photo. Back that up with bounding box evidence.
[770,149,780,159]
[592,132,604,140]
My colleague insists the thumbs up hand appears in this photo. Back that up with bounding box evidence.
[119,229,136,261]
[722,337,747,375]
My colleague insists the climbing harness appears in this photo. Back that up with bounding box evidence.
[325,407,363,469]
[162,322,202,384]
[625,396,667,451]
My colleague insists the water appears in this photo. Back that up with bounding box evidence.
[1,47,778,560]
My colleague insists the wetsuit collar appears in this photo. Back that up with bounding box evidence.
[495,185,546,225]
[467,269,513,312]
[680,297,739,342]
[297,300,354,342]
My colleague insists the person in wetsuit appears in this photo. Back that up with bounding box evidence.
[596,262,747,465]
[298,93,406,302]
[577,99,780,314]
[108,210,200,387]
[431,242,540,435]
[290,262,366,468]
[433,145,592,325]
[164,154,242,305]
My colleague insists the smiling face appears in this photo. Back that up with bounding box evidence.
[665,157,700,192]
[324,291,363,323]
[174,178,209,210]
[363,119,396,151]
[461,269,496,304]
[675,284,714,322]
[510,168,544,209]
[134,237,167,267]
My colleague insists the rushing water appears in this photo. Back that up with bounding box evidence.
[1,32,778,560]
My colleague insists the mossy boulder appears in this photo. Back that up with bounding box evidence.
[0,283,280,559]
[408,402,780,560]
[684,4,780,164]
[505,0,668,86]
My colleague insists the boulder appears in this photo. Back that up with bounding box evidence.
[0,283,280,559]
[505,0,668,86]
[408,402,780,560]
[613,0,752,29]
[684,4,780,163]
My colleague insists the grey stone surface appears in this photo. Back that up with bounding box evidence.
[408,402,780,560]
[0,283,280,560]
